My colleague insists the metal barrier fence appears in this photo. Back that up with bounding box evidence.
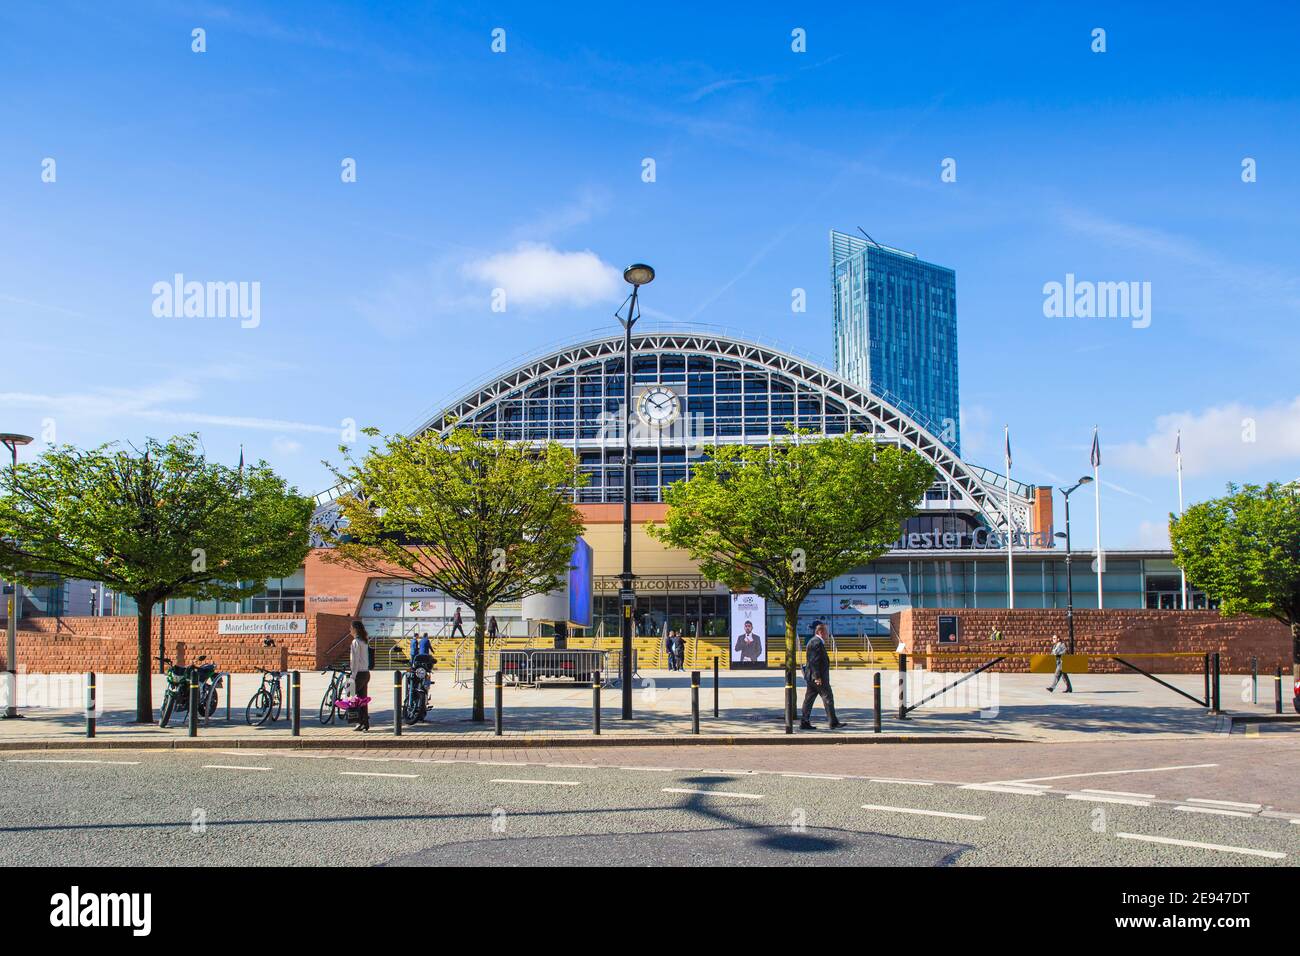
[496,649,607,687]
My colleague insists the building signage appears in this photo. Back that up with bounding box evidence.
[217,619,307,635]
[308,595,351,604]
[892,529,1054,551]
[595,576,723,593]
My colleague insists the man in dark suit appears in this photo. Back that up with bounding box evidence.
[800,621,844,730]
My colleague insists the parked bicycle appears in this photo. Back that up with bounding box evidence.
[160,655,220,728]
[319,665,349,725]
[245,666,284,726]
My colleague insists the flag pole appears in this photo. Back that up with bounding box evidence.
[1091,426,1103,609]
[1004,425,1014,609]
[1176,430,1186,609]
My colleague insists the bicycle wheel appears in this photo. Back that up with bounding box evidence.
[319,681,339,725]
[272,691,282,722]
[159,691,175,728]
[246,688,273,726]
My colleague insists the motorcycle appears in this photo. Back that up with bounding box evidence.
[402,653,436,723]
[160,655,220,727]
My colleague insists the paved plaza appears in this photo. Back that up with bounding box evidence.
[0,666,1289,746]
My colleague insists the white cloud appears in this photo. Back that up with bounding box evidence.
[1134,519,1171,549]
[1110,396,1300,478]
[272,436,304,455]
[462,243,621,310]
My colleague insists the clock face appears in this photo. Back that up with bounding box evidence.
[636,385,680,428]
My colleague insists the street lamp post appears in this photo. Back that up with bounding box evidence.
[615,263,654,720]
[1,433,34,719]
[1054,476,1093,655]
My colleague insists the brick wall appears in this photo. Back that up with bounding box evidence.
[891,608,1290,674]
[1,614,324,674]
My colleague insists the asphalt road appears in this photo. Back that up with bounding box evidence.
[1,737,1297,866]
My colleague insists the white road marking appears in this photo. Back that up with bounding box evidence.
[1080,788,1156,799]
[960,784,1045,796]
[492,778,581,787]
[340,771,419,779]
[1184,797,1262,811]
[1067,794,1151,807]
[781,772,845,780]
[1116,832,1285,860]
[861,803,985,821]
[217,750,262,756]
[1175,805,1252,818]
[1000,763,1217,784]
[202,764,272,772]
[869,778,935,786]
[617,766,677,772]
[663,787,763,799]
[6,758,140,765]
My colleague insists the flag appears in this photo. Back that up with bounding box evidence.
[1003,426,1012,470]
[1175,430,1181,461]
[1090,428,1101,468]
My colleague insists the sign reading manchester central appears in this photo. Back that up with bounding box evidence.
[891,528,1054,551]
[217,619,307,635]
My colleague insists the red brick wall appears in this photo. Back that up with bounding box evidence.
[1,614,321,674]
[891,608,1290,674]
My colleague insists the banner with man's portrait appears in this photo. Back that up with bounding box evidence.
[730,593,767,669]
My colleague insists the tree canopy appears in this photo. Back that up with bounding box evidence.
[318,426,586,720]
[1171,481,1300,674]
[0,435,313,720]
[647,432,934,682]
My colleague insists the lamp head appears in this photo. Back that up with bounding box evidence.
[623,263,655,287]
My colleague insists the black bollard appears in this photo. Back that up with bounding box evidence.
[713,656,719,718]
[1276,666,1283,715]
[1204,653,1211,708]
[85,672,96,738]
[897,653,909,720]
[785,675,793,734]
[393,670,402,737]
[691,671,700,735]
[873,671,881,734]
[1251,656,1258,705]
[495,671,503,736]
[1211,653,1221,714]
[291,670,301,737]
[593,671,601,736]
[188,672,199,738]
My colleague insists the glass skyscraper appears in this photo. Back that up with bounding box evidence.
[831,229,960,452]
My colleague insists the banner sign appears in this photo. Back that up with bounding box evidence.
[217,619,306,635]
[730,593,767,669]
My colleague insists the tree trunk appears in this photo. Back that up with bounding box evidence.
[471,607,487,722]
[784,605,799,708]
[135,604,153,723]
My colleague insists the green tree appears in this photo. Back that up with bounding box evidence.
[319,427,586,721]
[1171,482,1300,678]
[647,432,934,690]
[0,435,313,722]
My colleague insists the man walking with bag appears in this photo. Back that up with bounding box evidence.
[1047,633,1073,693]
[800,621,844,730]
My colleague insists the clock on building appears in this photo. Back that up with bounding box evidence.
[636,385,680,428]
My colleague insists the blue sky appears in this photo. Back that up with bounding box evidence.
[2,1,1298,548]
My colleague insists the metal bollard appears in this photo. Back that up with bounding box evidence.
[593,671,601,736]
[291,670,301,737]
[784,676,793,734]
[1251,656,1258,705]
[1211,653,1221,714]
[691,671,700,735]
[494,671,503,736]
[713,656,719,718]
[1277,666,1283,715]
[873,671,881,734]
[393,670,402,737]
[224,673,231,721]
[188,673,199,737]
[1203,653,1211,708]
[897,653,909,720]
[85,672,96,738]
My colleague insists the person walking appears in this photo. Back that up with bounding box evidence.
[487,616,499,640]
[665,630,677,670]
[348,620,372,732]
[800,621,844,730]
[1046,634,1073,693]
[450,606,465,639]
[672,631,686,671]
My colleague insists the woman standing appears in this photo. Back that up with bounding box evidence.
[348,620,371,732]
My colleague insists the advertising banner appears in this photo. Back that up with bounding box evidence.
[730,593,767,669]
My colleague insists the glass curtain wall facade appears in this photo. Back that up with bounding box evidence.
[831,230,960,452]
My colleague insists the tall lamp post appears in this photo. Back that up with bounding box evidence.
[1054,476,1093,654]
[1,433,34,719]
[615,263,654,720]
